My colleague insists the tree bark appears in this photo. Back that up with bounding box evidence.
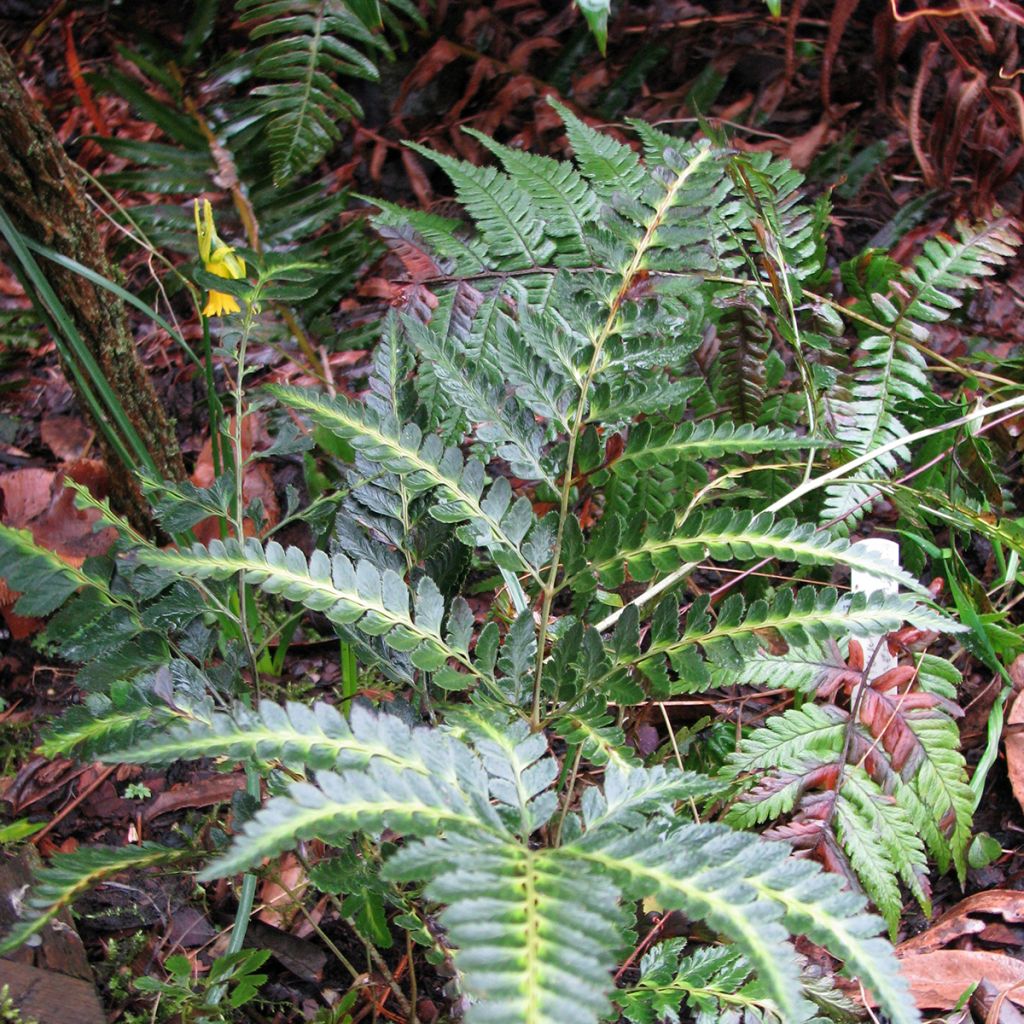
[0,42,184,525]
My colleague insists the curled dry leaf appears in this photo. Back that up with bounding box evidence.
[1003,654,1024,815]
[142,773,247,824]
[900,890,1024,955]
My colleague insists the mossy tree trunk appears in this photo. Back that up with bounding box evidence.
[0,43,184,525]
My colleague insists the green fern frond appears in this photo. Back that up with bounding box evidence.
[550,98,648,205]
[726,152,827,283]
[205,711,916,1024]
[900,219,1019,327]
[620,939,792,1023]
[584,508,934,596]
[140,471,235,533]
[580,762,719,834]
[0,524,87,616]
[900,711,973,879]
[721,651,971,935]
[138,538,481,680]
[570,822,916,1024]
[390,833,632,1024]
[403,315,553,483]
[0,844,192,955]
[609,588,955,697]
[820,333,928,531]
[833,789,905,938]
[238,0,384,185]
[708,637,849,692]
[824,220,1020,531]
[599,454,708,526]
[405,142,555,270]
[202,764,503,881]
[464,128,600,265]
[550,699,637,769]
[722,704,847,779]
[103,700,437,775]
[39,684,180,760]
[495,303,581,431]
[370,197,491,274]
[447,714,560,836]
[838,770,930,935]
[711,300,773,423]
[611,420,818,472]
[867,656,974,880]
[750,858,916,1024]
[268,384,542,581]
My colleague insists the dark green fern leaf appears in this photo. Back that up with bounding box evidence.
[237,0,385,185]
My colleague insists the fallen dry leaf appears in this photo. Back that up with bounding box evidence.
[29,461,118,561]
[0,461,116,637]
[40,414,93,461]
[142,773,246,823]
[897,950,1024,1010]
[900,890,1024,955]
[257,851,307,929]
[166,906,217,950]
[1,467,53,526]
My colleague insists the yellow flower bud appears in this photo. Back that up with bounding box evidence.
[194,199,246,317]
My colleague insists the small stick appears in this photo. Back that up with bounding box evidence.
[31,763,117,845]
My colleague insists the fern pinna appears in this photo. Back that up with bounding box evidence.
[719,643,972,939]
[1,101,1008,1024]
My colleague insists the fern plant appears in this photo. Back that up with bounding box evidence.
[617,937,862,1024]
[2,103,1010,1024]
[236,0,424,186]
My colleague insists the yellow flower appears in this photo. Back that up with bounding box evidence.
[194,199,246,317]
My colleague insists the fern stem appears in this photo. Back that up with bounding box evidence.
[230,299,263,694]
[744,210,819,476]
[530,149,713,727]
[208,767,261,1007]
[824,636,889,831]
[201,315,223,476]
[551,743,583,847]
[265,862,365,983]
[406,929,418,1020]
[344,914,416,1021]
